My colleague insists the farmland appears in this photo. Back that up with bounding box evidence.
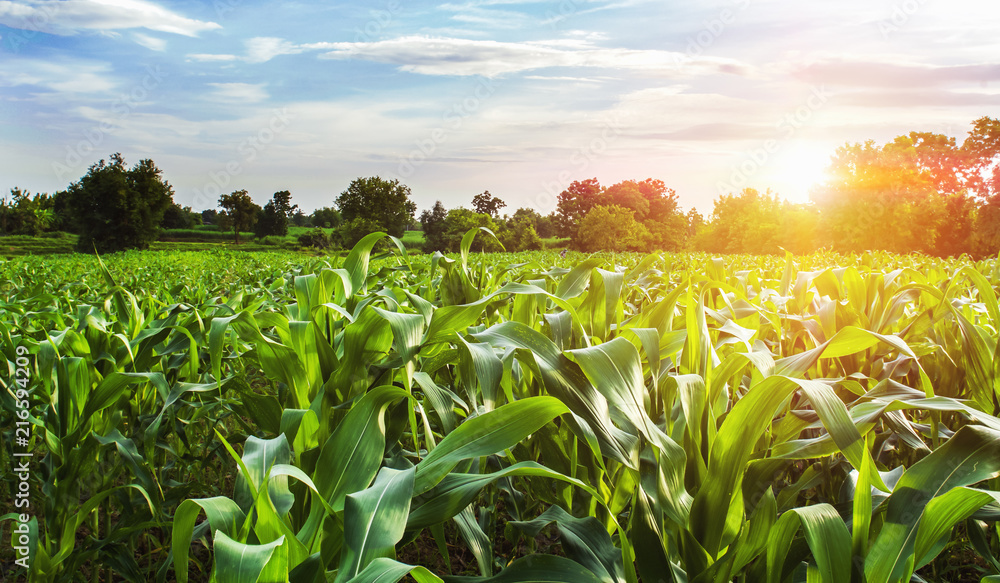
[2,231,1000,582]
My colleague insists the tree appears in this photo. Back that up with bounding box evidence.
[576,205,649,252]
[255,190,298,238]
[162,203,199,229]
[339,216,384,249]
[66,154,174,252]
[442,208,501,252]
[311,207,341,229]
[336,176,416,237]
[556,178,604,238]
[472,191,506,218]
[420,201,449,252]
[201,209,219,225]
[499,214,542,251]
[218,190,261,244]
[695,188,783,254]
[811,137,953,254]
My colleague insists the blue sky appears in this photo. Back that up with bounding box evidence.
[1,0,998,215]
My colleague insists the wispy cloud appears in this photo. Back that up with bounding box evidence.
[314,35,754,77]
[0,0,220,37]
[207,82,269,103]
[0,58,117,93]
[132,32,166,51]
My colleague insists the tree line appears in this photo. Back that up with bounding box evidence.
[4,116,1000,257]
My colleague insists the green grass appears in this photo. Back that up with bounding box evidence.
[401,229,424,249]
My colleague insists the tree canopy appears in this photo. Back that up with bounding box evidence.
[336,176,416,237]
[66,153,174,252]
[218,190,261,244]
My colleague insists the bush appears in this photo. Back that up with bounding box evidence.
[297,228,333,249]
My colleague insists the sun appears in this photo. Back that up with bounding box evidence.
[769,142,833,204]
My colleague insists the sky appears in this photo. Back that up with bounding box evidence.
[1,0,998,216]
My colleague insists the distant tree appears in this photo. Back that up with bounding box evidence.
[420,201,449,252]
[336,176,416,237]
[218,190,261,244]
[604,182,649,220]
[499,214,542,251]
[338,216,384,249]
[576,205,649,252]
[442,208,501,252]
[686,208,704,239]
[291,209,309,227]
[694,188,787,255]
[472,191,506,218]
[162,203,198,229]
[556,178,604,238]
[311,206,342,229]
[66,154,174,252]
[255,190,298,238]
[201,209,219,225]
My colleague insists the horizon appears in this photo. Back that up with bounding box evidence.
[1,0,997,215]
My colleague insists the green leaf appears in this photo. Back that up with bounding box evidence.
[212,531,285,583]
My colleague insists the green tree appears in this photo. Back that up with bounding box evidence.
[695,188,783,254]
[499,214,542,251]
[556,178,604,238]
[311,206,342,229]
[442,208,501,252]
[339,216,384,249]
[255,190,298,238]
[336,176,416,237]
[472,190,506,218]
[66,154,174,252]
[161,203,199,229]
[420,201,449,252]
[218,190,261,245]
[576,205,649,252]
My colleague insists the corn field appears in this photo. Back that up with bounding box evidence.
[2,229,1000,582]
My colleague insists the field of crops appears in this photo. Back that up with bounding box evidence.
[2,230,1000,582]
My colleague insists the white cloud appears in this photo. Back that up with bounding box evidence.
[132,32,166,51]
[186,53,240,62]
[244,37,305,63]
[0,0,220,37]
[0,58,117,93]
[207,82,269,103]
[314,35,754,77]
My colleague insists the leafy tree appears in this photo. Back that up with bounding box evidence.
[66,154,174,252]
[556,178,604,238]
[420,201,449,252]
[443,208,501,252]
[576,205,649,252]
[812,137,953,254]
[499,214,542,251]
[255,190,298,238]
[694,188,783,254]
[311,207,342,229]
[339,216,384,249]
[336,176,416,237]
[161,203,201,229]
[472,191,506,218]
[218,190,261,245]
[291,209,309,227]
[201,209,219,225]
